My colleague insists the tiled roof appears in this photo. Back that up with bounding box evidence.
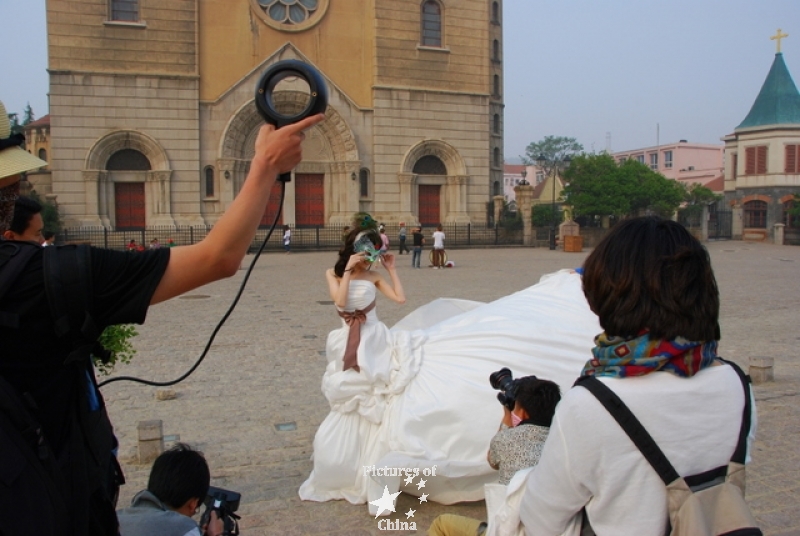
[736,53,800,130]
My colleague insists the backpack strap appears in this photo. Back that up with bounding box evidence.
[575,361,754,485]
[43,245,110,364]
[0,241,41,328]
[574,375,680,485]
[716,359,753,465]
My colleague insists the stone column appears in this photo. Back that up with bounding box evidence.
[147,171,175,227]
[81,170,105,227]
[515,183,534,246]
[731,203,743,240]
[446,175,471,223]
[397,173,417,224]
[217,159,236,208]
[701,205,709,242]
[493,195,504,225]
[774,222,785,245]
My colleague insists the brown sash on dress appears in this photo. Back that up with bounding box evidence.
[337,300,376,372]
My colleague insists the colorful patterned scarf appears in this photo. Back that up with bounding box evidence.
[581,331,718,378]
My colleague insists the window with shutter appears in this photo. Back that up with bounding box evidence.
[756,146,767,174]
[745,147,757,175]
[786,145,799,174]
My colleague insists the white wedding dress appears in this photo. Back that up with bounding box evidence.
[298,270,602,511]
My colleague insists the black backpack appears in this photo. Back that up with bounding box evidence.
[0,241,123,536]
[575,361,762,536]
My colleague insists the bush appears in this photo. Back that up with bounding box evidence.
[94,324,138,376]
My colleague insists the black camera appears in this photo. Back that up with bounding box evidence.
[200,486,241,536]
[489,367,518,411]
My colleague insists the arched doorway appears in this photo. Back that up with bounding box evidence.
[84,130,173,228]
[108,149,150,230]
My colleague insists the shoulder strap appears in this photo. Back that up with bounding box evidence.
[0,241,41,328]
[574,375,680,485]
[716,359,753,465]
[43,245,106,364]
[575,362,754,484]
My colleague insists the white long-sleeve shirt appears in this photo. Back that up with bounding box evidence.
[519,364,756,536]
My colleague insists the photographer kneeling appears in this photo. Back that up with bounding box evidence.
[117,444,223,536]
[428,374,561,536]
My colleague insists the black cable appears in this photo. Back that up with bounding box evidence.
[98,181,287,388]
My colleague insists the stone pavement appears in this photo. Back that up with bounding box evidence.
[102,242,800,536]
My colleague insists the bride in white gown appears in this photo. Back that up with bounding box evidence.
[299,214,602,512]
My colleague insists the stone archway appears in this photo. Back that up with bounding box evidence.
[83,130,174,228]
[398,139,470,224]
[219,95,360,224]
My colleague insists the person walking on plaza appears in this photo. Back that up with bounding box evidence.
[397,222,409,254]
[432,224,445,269]
[283,224,291,253]
[411,226,424,268]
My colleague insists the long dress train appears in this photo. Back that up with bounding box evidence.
[299,270,601,509]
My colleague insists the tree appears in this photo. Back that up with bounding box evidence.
[561,153,631,220]
[521,136,583,177]
[27,191,63,234]
[681,183,722,217]
[95,324,139,376]
[561,154,685,220]
[22,103,34,126]
[7,112,22,135]
[621,159,684,218]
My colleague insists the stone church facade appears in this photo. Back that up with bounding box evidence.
[46,0,504,229]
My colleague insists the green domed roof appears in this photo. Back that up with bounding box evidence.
[736,53,800,130]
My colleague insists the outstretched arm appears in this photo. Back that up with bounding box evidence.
[150,115,324,305]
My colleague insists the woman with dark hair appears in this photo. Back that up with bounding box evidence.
[518,217,756,536]
[299,212,406,506]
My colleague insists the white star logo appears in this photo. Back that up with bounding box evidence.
[418,493,429,503]
[403,475,414,485]
[416,479,427,490]
[369,486,402,518]
[406,508,416,519]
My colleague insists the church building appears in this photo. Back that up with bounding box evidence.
[723,30,800,243]
[45,0,504,229]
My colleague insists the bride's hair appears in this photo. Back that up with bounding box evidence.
[334,213,381,277]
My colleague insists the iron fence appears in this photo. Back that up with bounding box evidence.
[59,222,562,251]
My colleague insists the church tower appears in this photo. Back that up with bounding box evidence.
[723,29,800,243]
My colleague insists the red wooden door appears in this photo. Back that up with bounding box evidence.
[115,182,146,229]
[418,184,441,226]
[260,179,284,227]
[295,173,324,227]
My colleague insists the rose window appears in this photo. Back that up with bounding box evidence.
[257,0,318,25]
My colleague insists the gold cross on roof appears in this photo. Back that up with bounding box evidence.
[771,28,789,53]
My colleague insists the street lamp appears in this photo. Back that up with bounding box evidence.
[519,169,528,185]
[537,154,571,250]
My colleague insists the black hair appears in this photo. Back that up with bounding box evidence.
[43,231,55,240]
[514,376,561,427]
[147,443,210,510]
[9,196,42,234]
[333,227,381,277]
[582,216,720,341]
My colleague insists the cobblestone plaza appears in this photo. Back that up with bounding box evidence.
[104,243,800,535]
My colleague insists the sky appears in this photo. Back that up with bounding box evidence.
[2,1,799,162]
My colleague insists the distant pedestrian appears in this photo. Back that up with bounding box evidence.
[398,222,409,254]
[149,238,161,249]
[411,226,425,268]
[283,225,292,253]
[432,225,445,269]
[379,225,389,254]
